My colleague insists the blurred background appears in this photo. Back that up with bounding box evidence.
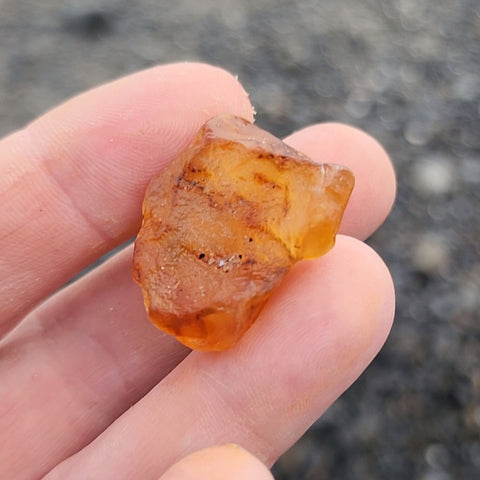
[1,1,479,478]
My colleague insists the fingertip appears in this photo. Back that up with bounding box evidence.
[159,444,274,480]
[249,234,395,389]
[333,235,396,353]
[143,62,255,126]
[333,124,396,240]
[185,62,255,122]
[307,234,395,358]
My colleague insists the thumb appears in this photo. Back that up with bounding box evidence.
[159,444,274,480]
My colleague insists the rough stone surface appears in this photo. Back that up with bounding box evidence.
[133,115,353,351]
[2,1,479,478]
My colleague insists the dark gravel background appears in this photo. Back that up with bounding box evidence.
[1,1,479,479]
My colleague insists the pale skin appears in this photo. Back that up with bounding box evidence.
[0,63,396,479]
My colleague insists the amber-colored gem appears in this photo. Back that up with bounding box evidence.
[133,115,354,351]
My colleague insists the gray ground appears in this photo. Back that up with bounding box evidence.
[1,1,479,478]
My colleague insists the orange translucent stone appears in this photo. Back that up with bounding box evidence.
[133,115,354,351]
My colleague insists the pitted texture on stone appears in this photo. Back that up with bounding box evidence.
[133,115,354,351]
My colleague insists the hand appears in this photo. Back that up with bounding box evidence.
[0,63,396,479]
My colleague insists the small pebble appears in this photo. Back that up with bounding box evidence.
[411,233,449,275]
[346,94,373,119]
[460,157,480,185]
[425,443,450,470]
[420,471,452,480]
[404,120,432,146]
[62,7,112,39]
[412,155,455,195]
[473,405,480,428]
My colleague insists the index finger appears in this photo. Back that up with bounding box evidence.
[0,62,254,336]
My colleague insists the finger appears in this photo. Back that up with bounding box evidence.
[0,246,190,480]
[43,235,395,479]
[159,444,274,480]
[284,123,396,240]
[0,62,253,336]
[0,123,395,478]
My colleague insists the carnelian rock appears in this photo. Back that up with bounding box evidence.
[133,115,354,351]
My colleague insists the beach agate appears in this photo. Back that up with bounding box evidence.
[133,115,354,351]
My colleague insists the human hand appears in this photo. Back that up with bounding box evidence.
[0,63,396,479]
